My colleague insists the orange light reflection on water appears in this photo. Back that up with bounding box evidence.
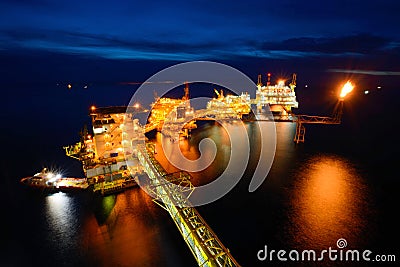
[154,126,231,187]
[79,189,171,266]
[289,155,369,250]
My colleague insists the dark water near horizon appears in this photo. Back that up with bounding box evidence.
[1,83,399,266]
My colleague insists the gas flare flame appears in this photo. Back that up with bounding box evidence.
[340,81,354,98]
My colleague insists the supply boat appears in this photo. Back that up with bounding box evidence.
[20,168,89,193]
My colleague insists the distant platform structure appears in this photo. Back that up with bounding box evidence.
[253,73,298,118]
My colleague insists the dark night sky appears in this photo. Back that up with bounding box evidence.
[1,0,399,84]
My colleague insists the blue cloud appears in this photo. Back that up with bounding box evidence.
[1,27,398,61]
[327,69,400,76]
[0,0,399,62]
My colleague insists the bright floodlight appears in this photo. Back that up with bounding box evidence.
[340,81,354,99]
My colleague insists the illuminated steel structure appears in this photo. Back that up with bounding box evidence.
[254,73,298,117]
[293,81,353,143]
[64,106,143,194]
[293,102,343,143]
[147,75,299,137]
[63,76,351,266]
[200,74,299,122]
[64,103,241,265]
[137,144,240,267]
[206,89,251,118]
[147,82,196,135]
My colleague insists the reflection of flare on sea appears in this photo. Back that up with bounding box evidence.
[287,155,370,249]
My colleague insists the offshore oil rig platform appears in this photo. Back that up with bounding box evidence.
[62,73,353,266]
[64,106,143,195]
[63,74,302,194]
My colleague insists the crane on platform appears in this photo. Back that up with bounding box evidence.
[183,81,190,101]
[289,73,297,91]
[257,74,263,87]
[213,88,225,100]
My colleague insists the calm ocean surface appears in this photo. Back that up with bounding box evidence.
[1,83,398,266]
